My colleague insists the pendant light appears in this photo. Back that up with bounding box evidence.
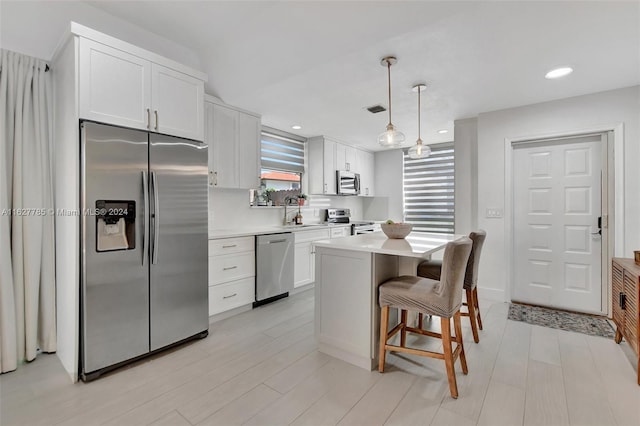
[377,56,405,147]
[408,84,431,159]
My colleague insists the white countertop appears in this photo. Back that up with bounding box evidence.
[313,231,463,258]
[209,223,351,239]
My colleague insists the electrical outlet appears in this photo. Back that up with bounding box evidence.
[486,208,503,218]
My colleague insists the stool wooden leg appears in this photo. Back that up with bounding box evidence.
[466,289,480,343]
[418,313,423,329]
[441,317,458,399]
[379,306,390,373]
[400,309,408,347]
[454,311,468,375]
[474,288,483,330]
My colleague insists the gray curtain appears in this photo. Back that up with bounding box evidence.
[0,49,56,373]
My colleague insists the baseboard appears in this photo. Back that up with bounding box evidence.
[478,286,506,302]
[290,283,314,295]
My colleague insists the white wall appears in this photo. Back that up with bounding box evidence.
[474,85,640,301]
[372,149,404,222]
[454,117,478,234]
[0,1,201,69]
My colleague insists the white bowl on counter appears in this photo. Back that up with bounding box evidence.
[380,223,413,239]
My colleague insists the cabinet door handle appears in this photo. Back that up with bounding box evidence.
[223,266,238,271]
[214,171,218,186]
[222,244,237,248]
[146,108,151,129]
[324,183,327,193]
[223,293,237,299]
[620,292,626,310]
[209,171,214,186]
[154,110,159,130]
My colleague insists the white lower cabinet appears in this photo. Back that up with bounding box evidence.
[208,277,254,316]
[294,229,330,288]
[208,236,255,316]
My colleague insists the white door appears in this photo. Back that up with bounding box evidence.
[512,135,603,313]
[151,64,204,141]
[210,103,239,188]
[237,112,261,190]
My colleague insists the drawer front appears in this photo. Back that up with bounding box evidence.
[330,227,347,238]
[209,252,255,285]
[295,229,331,243]
[209,277,254,315]
[209,236,254,256]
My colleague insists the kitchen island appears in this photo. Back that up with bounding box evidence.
[313,232,462,370]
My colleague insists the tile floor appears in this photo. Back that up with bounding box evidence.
[1,289,639,426]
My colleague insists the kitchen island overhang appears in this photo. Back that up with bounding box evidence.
[313,232,463,370]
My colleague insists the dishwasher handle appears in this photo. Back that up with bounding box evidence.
[268,239,287,244]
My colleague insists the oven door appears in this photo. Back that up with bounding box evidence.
[337,171,359,195]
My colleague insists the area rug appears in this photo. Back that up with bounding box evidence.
[508,303,615,339]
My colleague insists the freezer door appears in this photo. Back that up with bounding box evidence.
[82,122,150,374]
[149,133,208,350]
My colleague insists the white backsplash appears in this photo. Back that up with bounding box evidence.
[208,188,371,230]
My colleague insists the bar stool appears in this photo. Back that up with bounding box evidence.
[378,237,472,399]
[417,230,486,343]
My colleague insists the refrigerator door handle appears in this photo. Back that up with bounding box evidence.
[142,171,149,266]
[151,171,160,264]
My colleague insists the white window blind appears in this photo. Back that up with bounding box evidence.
[261,128,305,173]
[403,142,455,234]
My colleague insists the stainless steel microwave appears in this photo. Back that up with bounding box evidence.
[336,170,360,195]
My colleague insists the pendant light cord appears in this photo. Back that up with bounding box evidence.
[417,86,421,140]
[387,60,392,127]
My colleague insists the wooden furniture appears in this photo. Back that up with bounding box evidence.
[417,230,487,343]
[611,258,640,385]
[204,96,261,189]
[378,238,473,398]
[208,236,256,316]
[313,232,462,370]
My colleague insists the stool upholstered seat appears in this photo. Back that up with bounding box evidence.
[378,237,473,399]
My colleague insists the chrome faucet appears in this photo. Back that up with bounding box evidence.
[283,196,294,225]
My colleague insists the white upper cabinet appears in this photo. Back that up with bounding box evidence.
[356,149,375,196]
[206,98,261,190]
[79,39,151,130]
[150,64,203,141]
[308,136,337,195]
[78,35,205,141]
[336,143,356,172]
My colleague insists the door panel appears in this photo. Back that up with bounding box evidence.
[513,136,603,313]
[82,122,149,373]
[149,134,209,350]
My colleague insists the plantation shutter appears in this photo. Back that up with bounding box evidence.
[403,142,455,234]
[261,128,305,173]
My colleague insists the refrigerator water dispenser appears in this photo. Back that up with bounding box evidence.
[95,200,136,252]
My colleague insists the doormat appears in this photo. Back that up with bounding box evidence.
[508,303,615,339]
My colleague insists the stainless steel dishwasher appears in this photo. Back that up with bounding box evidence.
[255,232,294,306]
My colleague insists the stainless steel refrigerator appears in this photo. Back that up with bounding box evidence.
[80,121,208,381]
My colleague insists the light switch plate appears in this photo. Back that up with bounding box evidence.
[486,208,503,218]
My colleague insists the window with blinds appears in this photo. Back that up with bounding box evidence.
[261,128,305,174]
[403,142,455,234]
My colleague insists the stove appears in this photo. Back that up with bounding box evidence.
[325,208,379,235]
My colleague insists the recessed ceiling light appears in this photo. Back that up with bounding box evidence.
[545,67,573,79]
[291,125,302,130]
[437,129,448,134]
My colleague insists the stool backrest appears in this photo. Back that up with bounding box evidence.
[437,237,473,314]
[464,230,487,290]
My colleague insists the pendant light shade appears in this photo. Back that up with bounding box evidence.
[408,84,431,159]
[378,56,405,147]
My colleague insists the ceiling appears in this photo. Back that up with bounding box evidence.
[86,1,639,151]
